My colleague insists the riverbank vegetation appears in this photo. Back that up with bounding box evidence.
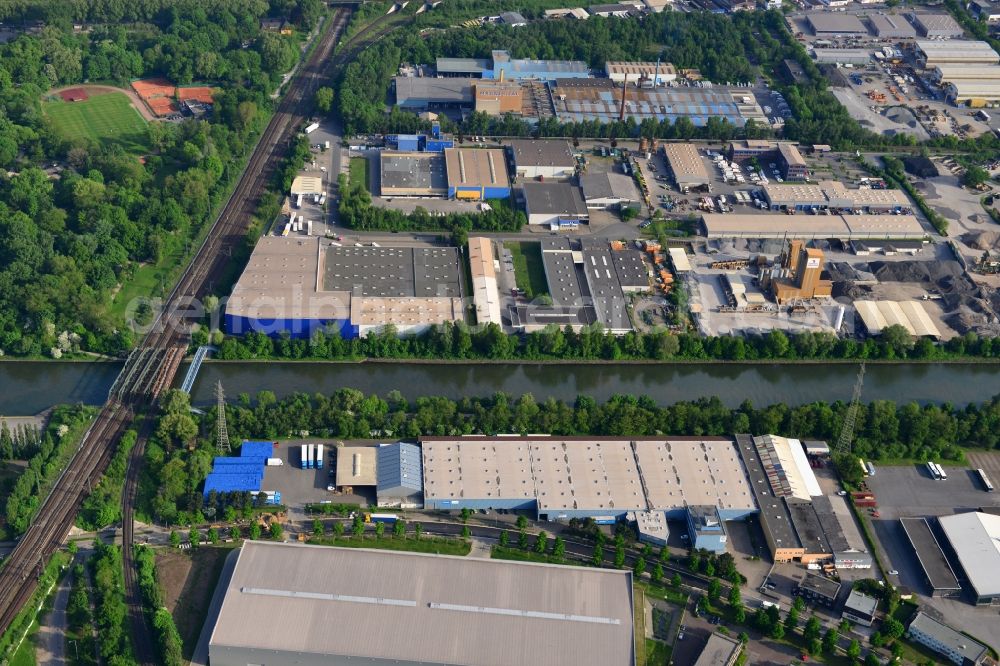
[2,405,96,539]
[211,323,1000,364]
[141,386,1000,525]
[0,0,321,358]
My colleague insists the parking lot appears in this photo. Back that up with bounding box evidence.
[260,441,374,516]
[866,463,1000,520]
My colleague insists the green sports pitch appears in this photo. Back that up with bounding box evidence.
[43,91,149,153]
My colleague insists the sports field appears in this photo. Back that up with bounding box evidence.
[43,91,149,153]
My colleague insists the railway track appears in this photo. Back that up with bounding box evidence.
[0,6,357,654]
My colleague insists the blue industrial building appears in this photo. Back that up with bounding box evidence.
[444,148,511,200]
[203,440,275,499]
[686,506,730,553]
[376,442,424,508]
[485,49,589,81]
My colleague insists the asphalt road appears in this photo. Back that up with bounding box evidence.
[35,554,76,666]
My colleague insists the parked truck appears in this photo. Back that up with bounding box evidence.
[316,444,324,469]
[304,122,320,134]
[266,457,283,467]
[365,513,398,523]
[301,444,309,469]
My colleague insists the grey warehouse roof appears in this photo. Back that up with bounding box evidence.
[509,139,576,168]
[908,611,989,663]
[938,511,1000,597]
[580,172,640,202]
[900,517,962,591]
[523,181,588,216]
[395,77,474,104]
[436,57,490,75]
[322,246,461,298]
[210,542,636,666]
[377,442,423,495]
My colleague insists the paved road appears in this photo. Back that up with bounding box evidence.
[35,555,76,666]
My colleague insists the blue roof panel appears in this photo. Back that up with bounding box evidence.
[240,441,275,460]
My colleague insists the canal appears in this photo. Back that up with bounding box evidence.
[1,360,999,415]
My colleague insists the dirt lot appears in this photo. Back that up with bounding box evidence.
[157,545,237,659]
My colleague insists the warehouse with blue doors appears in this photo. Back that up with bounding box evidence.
[203,440,280,503]
[444,148,511,200]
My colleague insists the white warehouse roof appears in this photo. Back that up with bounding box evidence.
[854,300,941,338]
[917,40,1000,64]
[209,542,636,666]
[938,512,1000,598]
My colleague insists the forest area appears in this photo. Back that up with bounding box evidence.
[0,0,321,357]
[142,386,1000,526]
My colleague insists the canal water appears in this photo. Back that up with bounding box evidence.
[1,360,999,415]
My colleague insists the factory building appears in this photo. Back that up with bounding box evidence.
[945,78,1000,103]
[938,511,1000,605]
[203,441,276,499]
[290,175,323,197]
[379,151,448,197]
[474,80,523,115]
[867,13,917,39]
[226,239,465,339]
[467,237,502,327]
[932,63,1000,83]
[911,13,964,39]
[701,213,926,240]
[763,181,912,213]
[443,148,511,200]
[422,435,756,547]
[436,57,490,78]
[393,77,475,110]
[580,172,640,209]
[777,143,808,181]
[916,40,1000,67]
[662,143,710,190]
[900,517,963,597]
[734,434,836,564]
[812,49,873,66]
[795,574,842,608]
[854,300,941,338]
[605,61,678,84]
[806,12,869,36]
[510,238,644,333]
[761,240,833,305]
[728,139,776,160]
[523,182,589,226]
[548,79,766,127]
[486,49,590,81]
[208,542,636,666]
[588,3,641,17]
[906,612,989,665]
[376,442,423,508]
[508,139,576,179]
[970,0,1000,24]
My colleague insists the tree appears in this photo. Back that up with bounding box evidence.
[592,543,604,567]
[249,522,262,540]
[460,507,472,523]
[393,519,406,537]
[634,555,647,577]
[270,522,283,540]
[963,164,989,188]
[804,616,822,643]
[652,563,663,584]
[671,573,682,589]
[188,527,200,548]
[621,206,638,222]
[614,545,626,569]
[697,595,710,615]
[689,551,701,572]
[414,523,423,539]
[728,584,741,607]
[313,520,324,537]
[847,639,861,660]
[169,530,180,548]
[332,521,344,537]
[352,515,364,537]
[315,86,335,114]
[553,536,565,562]
[499,530,510,548]
[707,578,721,603]
[229,526,241,541]
[784,606,799,632]
[375,521,385,538]
[864,653,881,666]
[535,530,548,554]
[659,547,670,563]
[516,515,528,530]
[738,632,749,644]
[461,525,471,539]
[206,527,219,544]
[770,623,785,640]
[882,617,904,640]
[823,628,839,654]
[518,528,529,550]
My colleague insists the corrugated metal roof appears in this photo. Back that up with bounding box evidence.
[209,542,635,666]
[938,512,1000,597]
[204,472,263,494]
[854,300,941,337]
[240,441,274,459]
[377,442,423,493]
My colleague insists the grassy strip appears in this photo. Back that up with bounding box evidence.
[505,241,549,299]
[0,551,72,664]
[491,545,566,565]
[349,157,369,192]
[311,534,470,556]
[634,585,647,666]
[304,502,361,516]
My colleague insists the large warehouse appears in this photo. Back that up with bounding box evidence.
[508,139,576,179]
[911,13,964,39]
[916,40,1000,67]
[806,12,869,36]
[393,77,475,110]
[523,181,589,226]
[945,78,1000,103]
[868,13,917,39]
[443,148,510,199]
[662,143,710,190]
[468,237,503,326]
[379,151,448,197]
[938,511,1000,605]
[763,181,912,212]
[225,239,465,338]
[701,213,926,240]
[208,542,636,666]
[899,517,962,598]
